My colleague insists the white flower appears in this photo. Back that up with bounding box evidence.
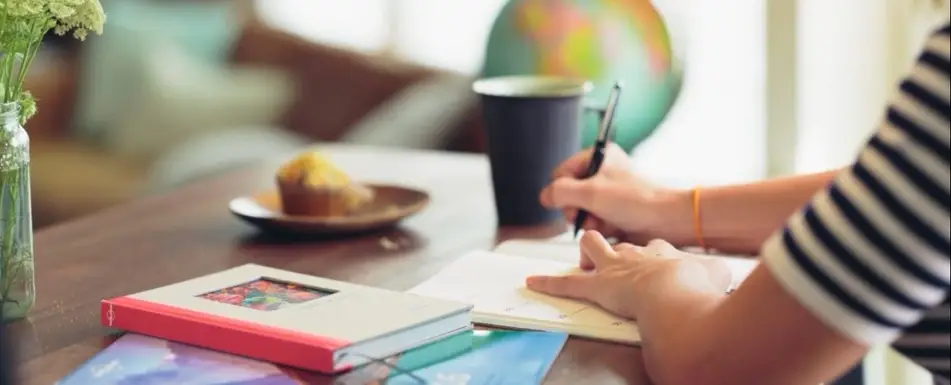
[0,0,105,40]
[0,0,106,112]
[0,0,44,17]
[51,0,106,40]
[47,1,77,20]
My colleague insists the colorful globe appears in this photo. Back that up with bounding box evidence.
[481,0,683,152]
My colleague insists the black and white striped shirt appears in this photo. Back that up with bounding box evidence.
[762,23,950,384]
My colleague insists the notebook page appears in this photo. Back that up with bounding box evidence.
[407,251,637,341]
[544,231,579,243]
[493,239,579,263]
[494,239,760,289]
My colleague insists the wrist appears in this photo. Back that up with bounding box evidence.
[633,262,724,318]
[647,189,697,247]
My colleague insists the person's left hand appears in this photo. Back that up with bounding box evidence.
[525,231,733,320]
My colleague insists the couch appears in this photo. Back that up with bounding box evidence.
[26,21,485,229]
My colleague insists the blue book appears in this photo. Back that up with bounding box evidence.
[58,330,567,385]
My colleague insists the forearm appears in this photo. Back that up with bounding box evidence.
[658,170,841,254]
[640,23,950,384]
[634,266,868,385]
[633,277,724,385]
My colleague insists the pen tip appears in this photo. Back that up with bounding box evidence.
[613,81,622,90]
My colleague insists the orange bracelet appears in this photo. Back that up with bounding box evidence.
[691,187,709,252]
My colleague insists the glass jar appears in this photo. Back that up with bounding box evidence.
[0,102,35,322]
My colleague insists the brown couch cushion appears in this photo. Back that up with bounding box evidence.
[23,50,80,141]
[231,22,434,143]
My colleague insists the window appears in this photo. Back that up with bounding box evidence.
[255,0,391,53]
[391,0,509,74]
[633,0,766,187]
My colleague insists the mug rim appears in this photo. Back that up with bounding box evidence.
[473,75,593,98]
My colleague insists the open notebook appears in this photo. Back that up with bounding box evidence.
[408,235,759,345]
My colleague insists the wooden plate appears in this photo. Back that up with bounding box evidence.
[229,184,430,235]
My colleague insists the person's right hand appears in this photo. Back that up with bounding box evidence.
[539,144,691,256]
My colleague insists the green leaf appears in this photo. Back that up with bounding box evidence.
[17,91,35,125]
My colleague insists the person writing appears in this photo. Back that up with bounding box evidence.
[527,23,950,385]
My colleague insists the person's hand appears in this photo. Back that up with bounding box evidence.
[539,144,691,252]
[525,231,732,320]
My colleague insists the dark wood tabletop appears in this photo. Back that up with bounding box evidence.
[5,144,651,385]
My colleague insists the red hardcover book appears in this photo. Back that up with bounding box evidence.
[101,264,471,373]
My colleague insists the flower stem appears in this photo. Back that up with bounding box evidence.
[0,164,21,305]
[11,19,45,102]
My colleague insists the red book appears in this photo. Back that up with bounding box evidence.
[101,264,471,373]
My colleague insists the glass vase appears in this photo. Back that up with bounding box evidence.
[0,102,35,322]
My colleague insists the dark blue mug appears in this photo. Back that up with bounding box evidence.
[474,76,594,226]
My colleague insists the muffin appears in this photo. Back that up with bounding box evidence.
[275,152,374,217]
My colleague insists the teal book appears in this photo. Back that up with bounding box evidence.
[340,329,568,384]
[58,330,567,384]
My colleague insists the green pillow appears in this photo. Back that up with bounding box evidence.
[75,0,244,139]
[101,0,240,65]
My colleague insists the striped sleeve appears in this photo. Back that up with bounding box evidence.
[760,23,950,346]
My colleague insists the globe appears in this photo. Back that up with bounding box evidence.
[481,0,683,152]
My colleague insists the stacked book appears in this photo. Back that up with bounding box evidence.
[61,263,568,384]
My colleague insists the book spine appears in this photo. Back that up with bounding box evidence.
[100,297,348,373]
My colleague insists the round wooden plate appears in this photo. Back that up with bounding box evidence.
[229,184,430,235]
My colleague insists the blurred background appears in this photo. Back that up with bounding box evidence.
[26,0,949,227]
[20,0,950,383]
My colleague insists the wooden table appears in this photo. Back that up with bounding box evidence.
[6,144,651,385]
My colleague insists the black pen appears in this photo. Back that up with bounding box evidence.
[573,82,622,238]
